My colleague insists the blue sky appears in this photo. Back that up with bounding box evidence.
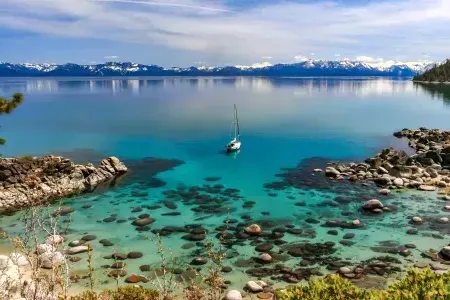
[0,0,449,66]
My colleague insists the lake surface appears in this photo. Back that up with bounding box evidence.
[1,77,449,292]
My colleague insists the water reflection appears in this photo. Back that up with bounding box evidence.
[0,77,417,97]
[414,82,450,106]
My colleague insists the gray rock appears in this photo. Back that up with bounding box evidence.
[439,246,450,260]
[325,167,340,177]
[363,199,383,210]
[418,185,436,191]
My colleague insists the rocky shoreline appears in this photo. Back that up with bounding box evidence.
[0,155,127,214]
[320,128,450,194]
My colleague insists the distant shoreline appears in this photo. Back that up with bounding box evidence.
[413,80,450,84]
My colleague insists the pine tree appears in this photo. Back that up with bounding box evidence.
[0,92,24,145]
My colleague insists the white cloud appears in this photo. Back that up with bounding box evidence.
[1,0,450,63]
[104,55,119,59]
[261,56,272,59]
[334,53,340,57]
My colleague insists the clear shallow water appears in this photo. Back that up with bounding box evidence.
[1,77,450,292]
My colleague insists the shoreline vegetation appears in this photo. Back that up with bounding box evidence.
[1,127,450,299]
[413,60,450,83]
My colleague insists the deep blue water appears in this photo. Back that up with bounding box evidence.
[1,77,449,292]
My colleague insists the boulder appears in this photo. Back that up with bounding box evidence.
[439,246,450,260]
[377,167,389,174]
[225,290,243,300]
[339,267,352,274]
[259,253,273,263]
[67,246,89,255]
[36,243,55,255]
[246,281,263,293]
[363,199,383,210]
[419,185,436,191]
[389,166,412,178]
[39,251,65,269]
[45,235,64,246]
[393,178,404,187]
[374,176,391,186]
[378,189,390,195]
[325,167,340,177]
[411,216,423,224]
[245,224,262,236]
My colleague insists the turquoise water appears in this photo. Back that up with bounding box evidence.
[1,77,450,292]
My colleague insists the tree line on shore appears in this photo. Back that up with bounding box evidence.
[414,59,450,82]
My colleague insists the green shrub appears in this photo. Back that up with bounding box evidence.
[68,286,159,300]
[277,268,450,300]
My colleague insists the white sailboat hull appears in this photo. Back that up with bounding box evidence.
[226,140,241,152]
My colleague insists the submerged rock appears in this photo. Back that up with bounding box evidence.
[245,224,262,236]
[363,199,383,210]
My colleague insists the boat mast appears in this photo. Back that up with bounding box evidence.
[234,104,240,141]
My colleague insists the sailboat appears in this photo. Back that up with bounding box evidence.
[226,104,241,152]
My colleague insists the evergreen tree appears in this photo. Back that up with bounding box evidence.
[414,59,450,82]
[0,92,24,145]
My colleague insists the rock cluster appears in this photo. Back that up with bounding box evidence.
[0,156,127,214]
[321,128,450,190]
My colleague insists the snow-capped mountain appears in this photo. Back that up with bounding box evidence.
[0,60,433,77]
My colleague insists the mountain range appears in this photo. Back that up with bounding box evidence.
[0,60,433,77]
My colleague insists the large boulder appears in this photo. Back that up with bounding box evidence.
[225,290,243,300]
[439,246,450,261]
[246,281,263,293]
[39,251,65,269]
[374,176,391,186]
[389,166,412,178]
[418,185,436,191]
[67,246,89,255]
[245,224,262,236]
[426,151,443,164]
[363,199,383,210]
[393,178,404,187]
